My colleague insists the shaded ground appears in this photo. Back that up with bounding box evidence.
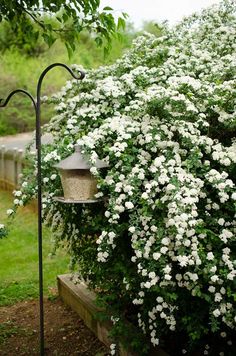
[0,297,108,355]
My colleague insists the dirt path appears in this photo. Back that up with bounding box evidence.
[0,132,33,150]
[0,132,53,150]
[0,297,108,355]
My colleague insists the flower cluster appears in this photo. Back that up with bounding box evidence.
[14,1,236,354]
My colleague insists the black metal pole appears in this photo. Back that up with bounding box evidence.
[0,63,85,356]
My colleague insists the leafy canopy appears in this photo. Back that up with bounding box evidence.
[0,0,128,56]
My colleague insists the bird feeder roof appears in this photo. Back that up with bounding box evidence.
[55,145,109,170]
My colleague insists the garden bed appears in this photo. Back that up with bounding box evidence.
[0,296,107,355]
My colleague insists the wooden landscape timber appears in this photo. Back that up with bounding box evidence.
[58,274,169,356]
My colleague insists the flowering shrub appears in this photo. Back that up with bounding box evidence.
[13,0,236,354]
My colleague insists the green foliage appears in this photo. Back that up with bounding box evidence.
[140,21,164,37]
[0,27,133,136]
[0,20,46,56]
[0,0,128,56]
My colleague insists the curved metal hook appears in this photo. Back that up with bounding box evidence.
[0,64,85,111]
[35,63,85,150]
[37,63,85,90]
[0,89,36,111]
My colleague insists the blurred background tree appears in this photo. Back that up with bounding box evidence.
[0,0,128,56]
[0,1,162,136]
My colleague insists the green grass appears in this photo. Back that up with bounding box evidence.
[0,190,70,306]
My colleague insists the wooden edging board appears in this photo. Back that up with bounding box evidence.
[57,274,169,356]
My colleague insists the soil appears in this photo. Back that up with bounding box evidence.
[0,297,108,356]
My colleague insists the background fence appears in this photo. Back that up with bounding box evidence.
[0,145,24,190]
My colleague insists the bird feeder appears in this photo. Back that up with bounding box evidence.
[54,145,108,202]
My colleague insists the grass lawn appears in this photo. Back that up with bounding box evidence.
[0,190,70,306]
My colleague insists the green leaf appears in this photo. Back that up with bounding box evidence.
[42,33,56,47]
[62,13,69,22]
[65,42,73,59]
[116,32,123,42]
[117,17,126,31]
[122,12,129,19]
[103,6,113,11]
[95,36,103,47]
[103,46,109,58]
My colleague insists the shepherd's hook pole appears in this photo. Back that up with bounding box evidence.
[0,64,85,355]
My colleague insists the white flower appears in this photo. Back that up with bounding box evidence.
[163,265,171,274]
[220,287,226,294]
[231,192,236,200]
[108,231,116,239]
[208,286,215,293]
[178,255,189,267]
[151,337,159,346]
[149,271,156,279]
[50,174,57,180]
[206,252,214,261]
[211,275,219,283]
[220,332,227,338]
[150,225,157,232]
[141,192,149,199]
[217,218,225,226]
[128,226,135,233]
[105,211,111,218]
[90,167,98,175]
[160,247,168,255]
[227,271,236,280]
[175,274,182,281]
[161,237,170,246]
[144,281,151,289]
[210,266,217,273]
[219,229,233,243]
[153,252,161,260]
[125,201,134,209]
[214,293,222,302]
[7,209,14,215]
[212,309,221,317]
[14,190,22,197]
[114,205,124,213]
